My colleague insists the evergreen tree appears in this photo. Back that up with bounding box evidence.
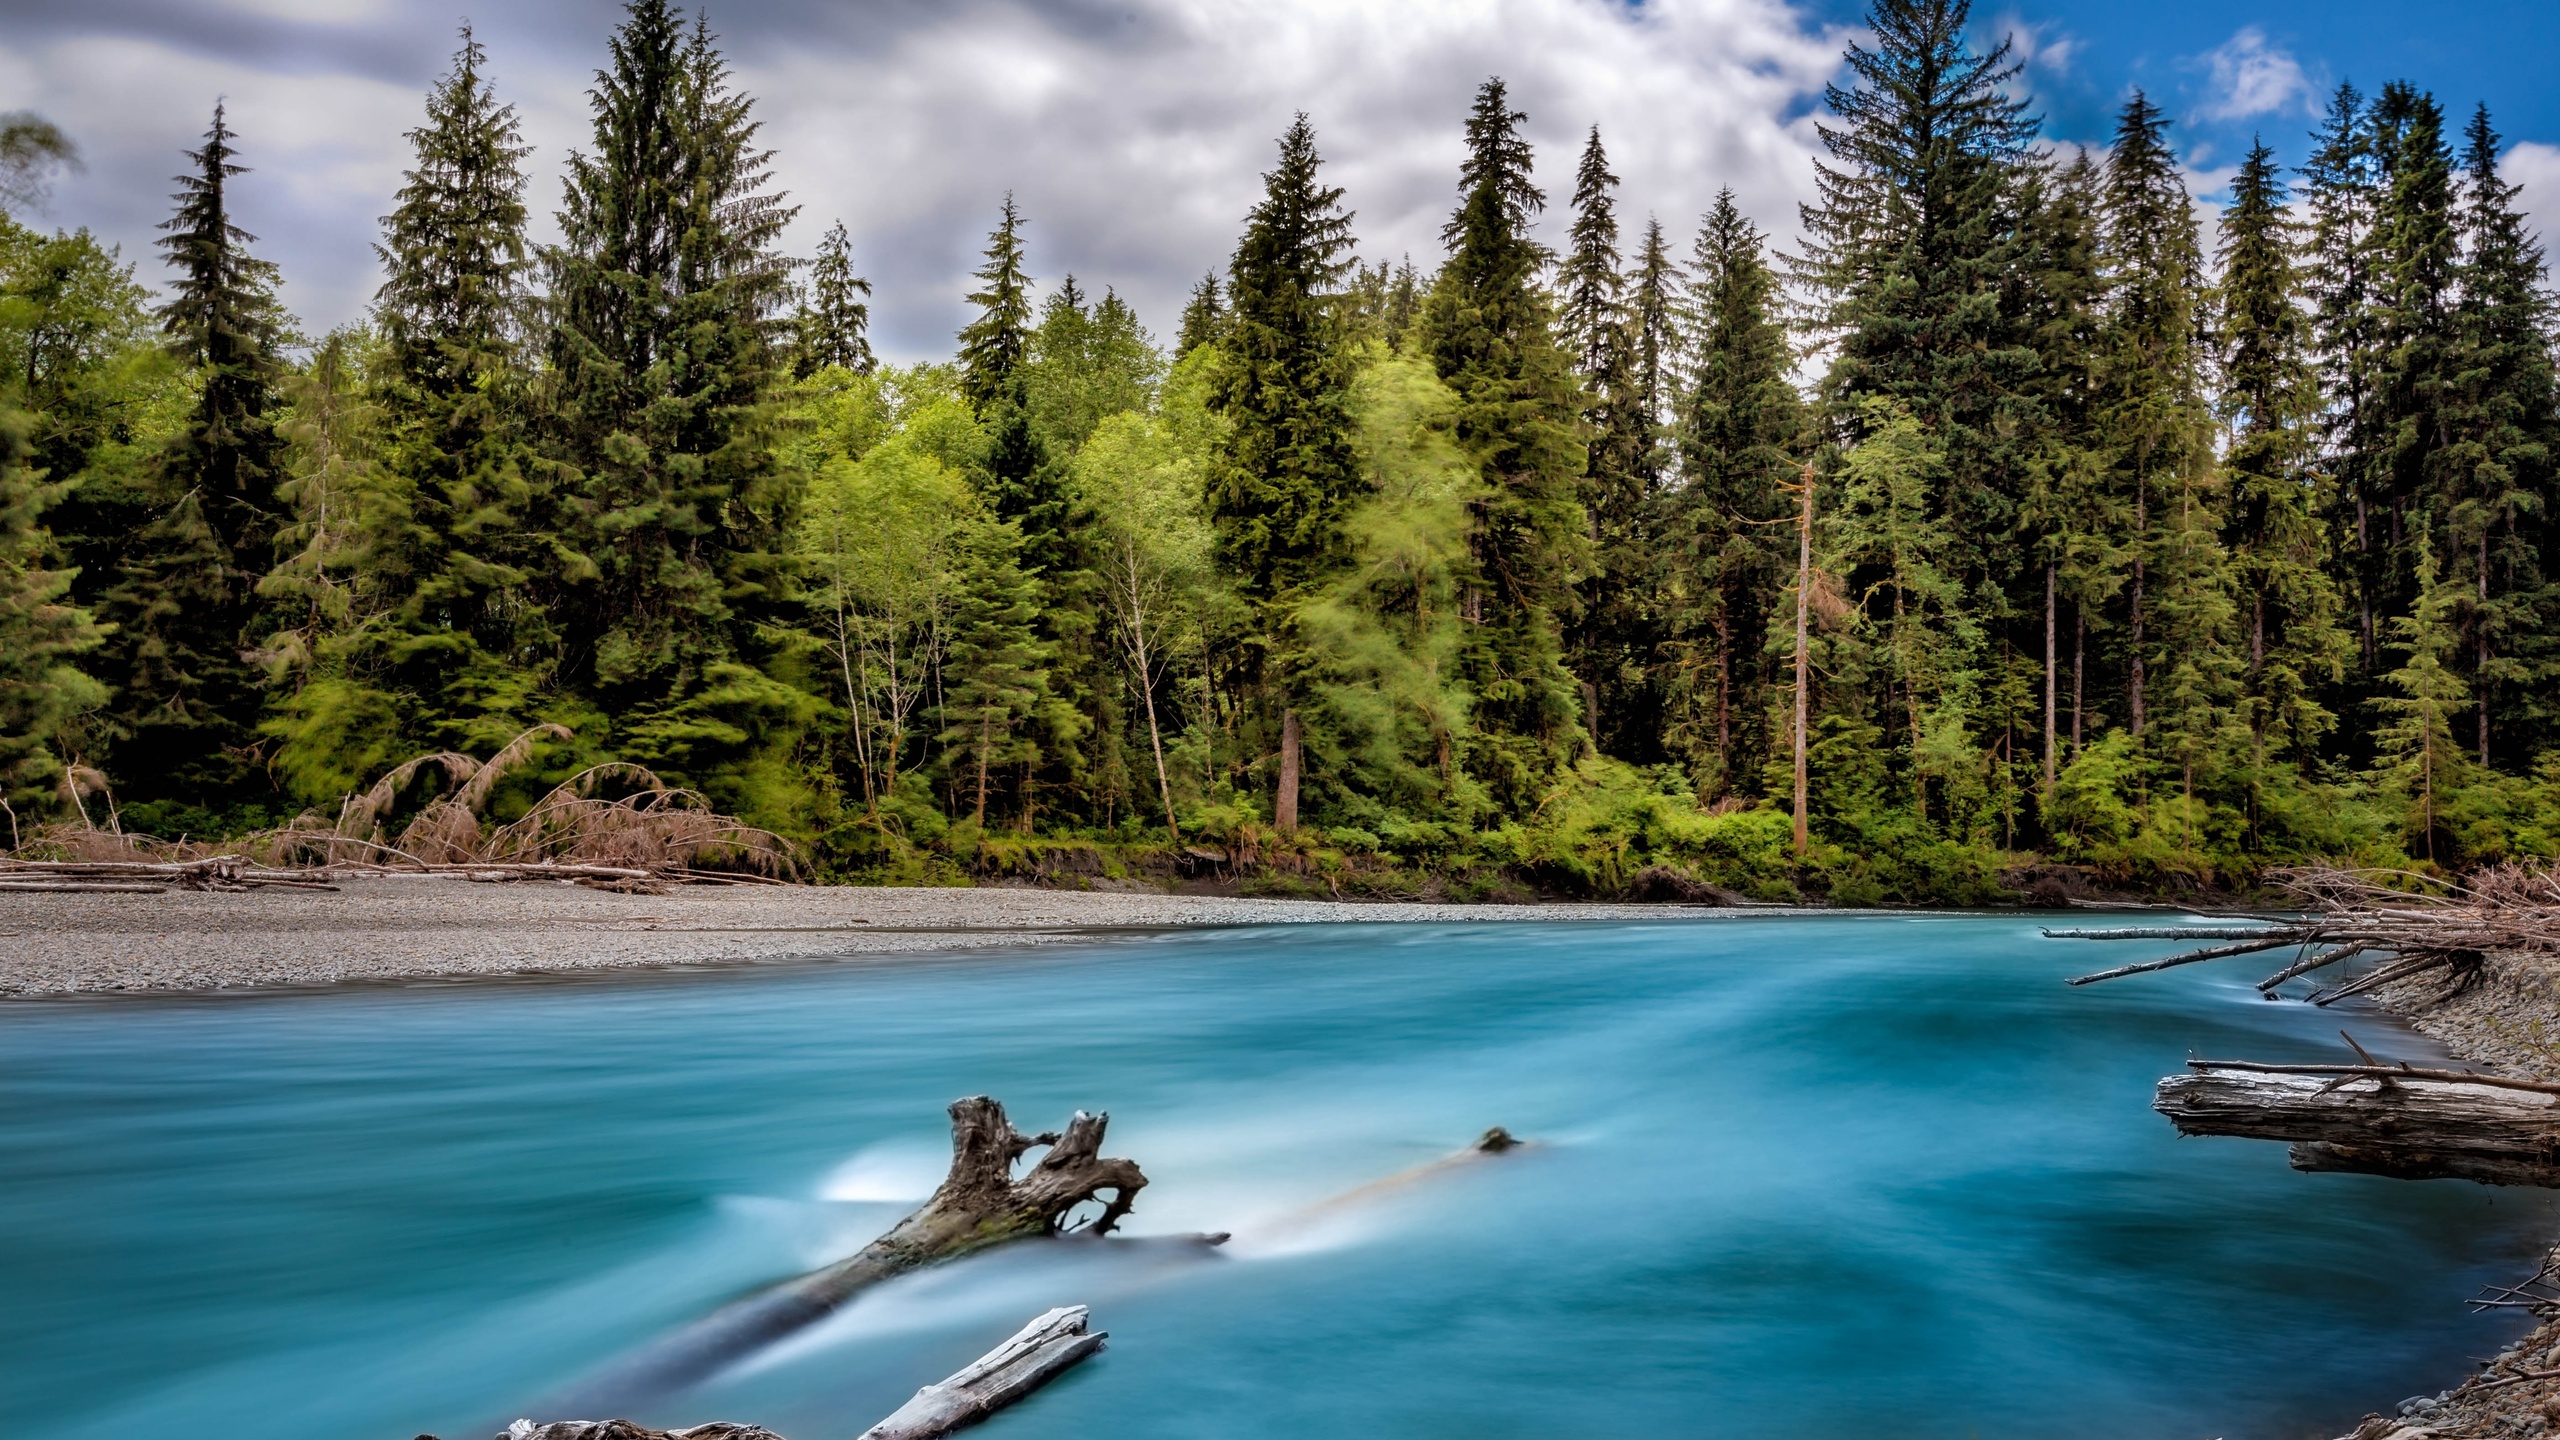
[1623,218,1680,489]
[1175,270,1224,358]
[937,515,1051,827]
[543,1,808,784]
[1209,114,1363,826]
[2445,105,2555,763]
[1794,0,2040,817]
[1670,191,1801,795]
[2096,91,2223,754]
[2015,150,2114,789]
[2370,85,2460,638]
[1557,126,1622,378]
[956,195,1032,413]
[1422,78,1590,804]
[2372,547,2470,860]
[2301,83,2387,673]
[294,27,544,771]
[1210,117,1361,612]
[101,102,288,803]
[2215,137,2346,766]
[794,218,874,377]
[1562,127,1654,757]
[1796,0,2038,574]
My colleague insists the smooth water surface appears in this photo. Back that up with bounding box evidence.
[4,916,2552,1438]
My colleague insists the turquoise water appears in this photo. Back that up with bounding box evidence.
[2,915,2552,1439]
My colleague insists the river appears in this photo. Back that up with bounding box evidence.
[2,915,2550,1438]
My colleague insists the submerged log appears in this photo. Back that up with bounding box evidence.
[860,1305,1106,1440]
[598,1098,1147,1391]
[2156,1065,2560,1187]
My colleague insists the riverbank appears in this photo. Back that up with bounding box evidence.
[2348,954,2560,1439]
[0,879,1769,997]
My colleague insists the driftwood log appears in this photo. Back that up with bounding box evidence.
[595,1098,1148,1392]
[859,1305,1105,1440]
[2157,1062,2560,1187]
[482,1308,1103,1440]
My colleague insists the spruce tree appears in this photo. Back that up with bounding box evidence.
[1795,0,2040,812]
[1209,114,1363,826]
[1175,270,1224,358]
[2215,137,2346,765]
[2372,547,2469,860]
[544,1,807,783]
[318,26,544,765]
[1557,126,1622,379]
[957,195,1032,413]
[1210,116,1361,607]
[1797,0,2037,574]
[2301,83,2386,673]
[1671,191,1800,795]
[1623,218,1680,489]
[103,102,287,804]
[2370,85,2460,637]
[1561,127,1653,757]
[794,218,873,377]
[2444,105,2555,763]
[1421,78,1590,803]
[2096,91,2222,754]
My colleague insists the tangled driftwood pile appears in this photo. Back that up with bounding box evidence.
[2052,864,2560,1188]
[3,727,796,893]
[2055,864,2560,1000]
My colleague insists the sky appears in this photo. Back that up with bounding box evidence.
[4,0,2557,363]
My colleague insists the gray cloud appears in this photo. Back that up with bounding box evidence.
[3,0,1846,361]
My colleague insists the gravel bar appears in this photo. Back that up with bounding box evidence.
[0,879,1766,997]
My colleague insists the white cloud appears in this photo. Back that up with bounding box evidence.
[1997,14,2079,77]
[3,0,1846,361]
[2192,26,2313,123]
[2505,141,2560,242]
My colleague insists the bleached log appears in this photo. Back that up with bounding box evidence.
[859,1306,1106,1440]
[2156,1066,2560,1187]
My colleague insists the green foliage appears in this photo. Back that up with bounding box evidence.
[9,6,2560,906]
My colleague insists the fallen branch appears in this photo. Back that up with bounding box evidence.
[2063,934,2302,985]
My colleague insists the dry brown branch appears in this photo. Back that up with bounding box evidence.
[4,739,801,888]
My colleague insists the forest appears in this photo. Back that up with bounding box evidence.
[0,0,2554,903]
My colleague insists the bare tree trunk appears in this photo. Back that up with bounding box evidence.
[2480,530,2493,764]
[2071,606,2085,754]
[1715,598,1732,777]
[1129,617,1180,841]
[1791,466,1812,860]
[1275,709,1301,833]
[2128,489,2147,740]
[2042,562,2057,798]
[973,714,990,827]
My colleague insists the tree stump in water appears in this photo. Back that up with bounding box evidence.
[589,1097,1146,1392]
